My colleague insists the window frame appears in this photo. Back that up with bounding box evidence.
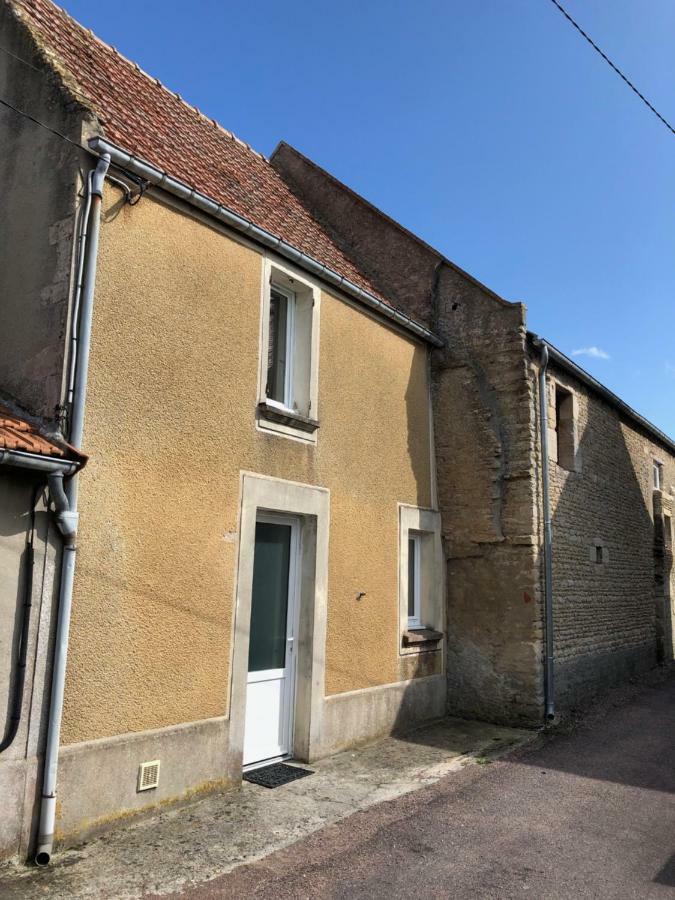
[257,257,321,443]
[653,460,663,491]
[398,505,444,655]
[407,532,422,629]
[266,283,296,412]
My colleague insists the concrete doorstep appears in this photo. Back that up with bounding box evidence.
[0,717,534,900]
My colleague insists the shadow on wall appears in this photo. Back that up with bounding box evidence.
[0,474,62,860]
[548,385,673,712]
[404,341,434,512]
[0,474,41,746]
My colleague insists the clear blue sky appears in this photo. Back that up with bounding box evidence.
[62,0,675,436]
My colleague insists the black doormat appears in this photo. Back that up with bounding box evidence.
[243,762,314,789]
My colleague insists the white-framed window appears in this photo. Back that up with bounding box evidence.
[257,258,320,442]
[398,505,443,652]
[266,283,295,410]
[407,532,422,629]
[653,460,663,491]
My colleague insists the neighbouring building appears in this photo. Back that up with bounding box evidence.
[0,0,672,864]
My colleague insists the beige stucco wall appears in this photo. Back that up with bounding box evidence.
[61,190,432,745]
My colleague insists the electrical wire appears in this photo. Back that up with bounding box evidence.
[0,42,100,110]
[548,0,675,137]
[0,95,86,151]
[0,95,146,202]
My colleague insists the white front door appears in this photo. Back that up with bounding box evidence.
[243,514,300,768]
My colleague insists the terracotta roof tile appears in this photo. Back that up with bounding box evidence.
[12,0,388,304]
[0,405,85,462]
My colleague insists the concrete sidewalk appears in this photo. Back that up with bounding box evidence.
[0,717,532,899]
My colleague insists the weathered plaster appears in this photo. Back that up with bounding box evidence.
[0,1,94,421]
[62,189,433,747]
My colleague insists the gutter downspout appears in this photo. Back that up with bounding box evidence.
[537,342,555,721]
[35,153,110,867]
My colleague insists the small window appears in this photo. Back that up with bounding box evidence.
[266,285,295,409]
[595,545,603,565]
[407,533,422,629]
[258,262,320,440]
[555,385,575,470]
[399,506,443,650]
[653,460,663,491]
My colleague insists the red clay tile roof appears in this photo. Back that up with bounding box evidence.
[12,0,387,304]
[0,405,85,462]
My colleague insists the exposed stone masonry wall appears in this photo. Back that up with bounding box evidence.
[434,268,543,725]
[542,362,674,708]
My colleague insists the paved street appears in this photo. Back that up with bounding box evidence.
[1,670,673,899]
[174,671,675,899]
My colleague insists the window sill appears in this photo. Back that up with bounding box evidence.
[402,628,443,647]
[257,401,319,435]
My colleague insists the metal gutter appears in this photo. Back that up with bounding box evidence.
[529,333,675,456]
[0,448,79,475]
[88,137,444,349]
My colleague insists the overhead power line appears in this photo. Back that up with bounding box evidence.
[548,0,675,137]
[0,95,86,151]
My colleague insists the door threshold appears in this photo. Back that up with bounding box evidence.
[243,754,290,773]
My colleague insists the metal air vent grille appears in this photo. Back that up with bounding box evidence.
[137,759,160,792]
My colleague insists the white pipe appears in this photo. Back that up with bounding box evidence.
[35,153,110,867]
[87,137,444,350]
[66,171,94,407]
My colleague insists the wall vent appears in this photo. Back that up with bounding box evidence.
[137,759,161,792]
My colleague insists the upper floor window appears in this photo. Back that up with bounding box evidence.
[257,260,320,441]
[266,284,294,409]
[653,460,663,491]
[554,385,575,471]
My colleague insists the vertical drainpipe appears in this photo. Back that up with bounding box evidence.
[35,153,110,866]
[537,342,555,721]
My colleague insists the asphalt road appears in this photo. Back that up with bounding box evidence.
[174,672,675,899]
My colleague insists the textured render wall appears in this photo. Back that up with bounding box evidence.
[543,362,674,708]
[433,268,543,725]
[61,190,433,746]
[0,2,92,421]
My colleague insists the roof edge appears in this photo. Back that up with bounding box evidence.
[90,137,444,349]
[0,447,80,474]
[271,141,515,309]
[529,332,675,456]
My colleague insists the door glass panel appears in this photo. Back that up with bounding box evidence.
[248,521,292,672]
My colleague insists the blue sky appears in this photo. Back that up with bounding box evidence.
[62,0,675,435]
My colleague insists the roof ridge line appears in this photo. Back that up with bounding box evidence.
[273,141,514,308]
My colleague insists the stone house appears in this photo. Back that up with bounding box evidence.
[0,0,672,864]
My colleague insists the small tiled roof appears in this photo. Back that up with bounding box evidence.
[0,405,85,462]
[12,0,387,305]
